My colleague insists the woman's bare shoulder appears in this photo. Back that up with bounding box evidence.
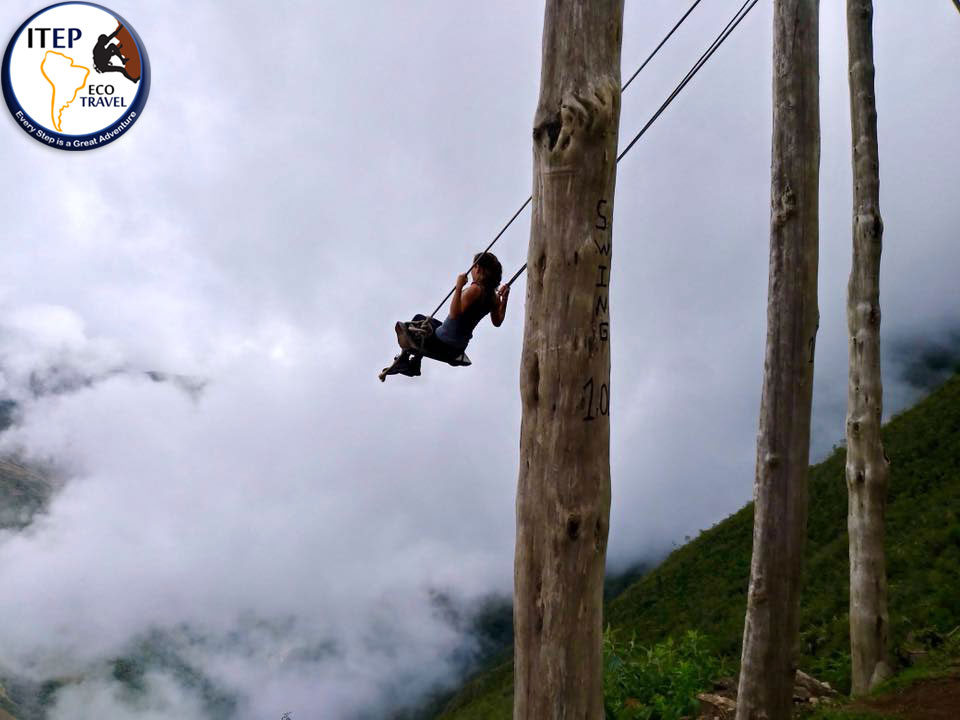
[462,284,483,304]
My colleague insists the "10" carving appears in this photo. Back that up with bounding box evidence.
[582,377,609,421]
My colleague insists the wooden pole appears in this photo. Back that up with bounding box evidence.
[514,1,624,717]
[846,0,892,695]
[735,1,820,718]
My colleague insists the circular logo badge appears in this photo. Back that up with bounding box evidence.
[2,2,150,150]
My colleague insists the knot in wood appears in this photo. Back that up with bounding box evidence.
[772,184,796,229]
[594,518,606,552]
[538,77,620,157]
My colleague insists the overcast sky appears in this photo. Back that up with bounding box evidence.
[0,2,958,719]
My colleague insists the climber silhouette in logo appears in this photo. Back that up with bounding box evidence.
[92,24,140,83]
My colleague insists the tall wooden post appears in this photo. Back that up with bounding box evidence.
[846,0,892,695]
[735,1,820,719]
[514,2,623,717]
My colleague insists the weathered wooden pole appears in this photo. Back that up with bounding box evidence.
[846,0,892,695]
[514,1,623,717]
[735,1,820,719]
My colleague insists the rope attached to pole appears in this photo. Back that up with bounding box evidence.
[429,0,761,318]
[427,0,706,319]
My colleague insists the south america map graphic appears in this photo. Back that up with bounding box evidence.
[40,50,89,131]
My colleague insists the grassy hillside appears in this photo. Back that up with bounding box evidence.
[0,459,53,531]
[1,398,56,532]
[436,372,960,719]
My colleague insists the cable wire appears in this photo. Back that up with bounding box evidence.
[429,0,759,317]
[622,0,707,93]
[618,0,758,162]
[427,0,705,319]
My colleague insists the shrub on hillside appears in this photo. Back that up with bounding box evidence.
[603,629,728,720]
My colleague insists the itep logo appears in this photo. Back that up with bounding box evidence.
[2,2,150,150]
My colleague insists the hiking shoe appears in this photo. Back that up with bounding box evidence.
[381,350,422,379]
[401,352,422,376]
[399,363,421,377]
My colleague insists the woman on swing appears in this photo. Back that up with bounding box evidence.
[384,252,510,379]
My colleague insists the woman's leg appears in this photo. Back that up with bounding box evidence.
[398,315,440,351]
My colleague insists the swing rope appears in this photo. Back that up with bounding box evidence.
[428,0,760,319]
[427,0,706,319]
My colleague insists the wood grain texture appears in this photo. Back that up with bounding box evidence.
[735,1,821,718]
[514,2,624,717]
[845,0,892,695]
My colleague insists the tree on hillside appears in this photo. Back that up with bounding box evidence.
[845,0,892,695]
[514,1,624,717]
[735,1,821,719]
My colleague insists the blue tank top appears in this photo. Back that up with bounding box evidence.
[435,289,492,349]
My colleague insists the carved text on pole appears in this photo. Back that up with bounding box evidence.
[583,197,611,422]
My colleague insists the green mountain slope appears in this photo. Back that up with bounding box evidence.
[0,459,53,531]
[436,372,960,719]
